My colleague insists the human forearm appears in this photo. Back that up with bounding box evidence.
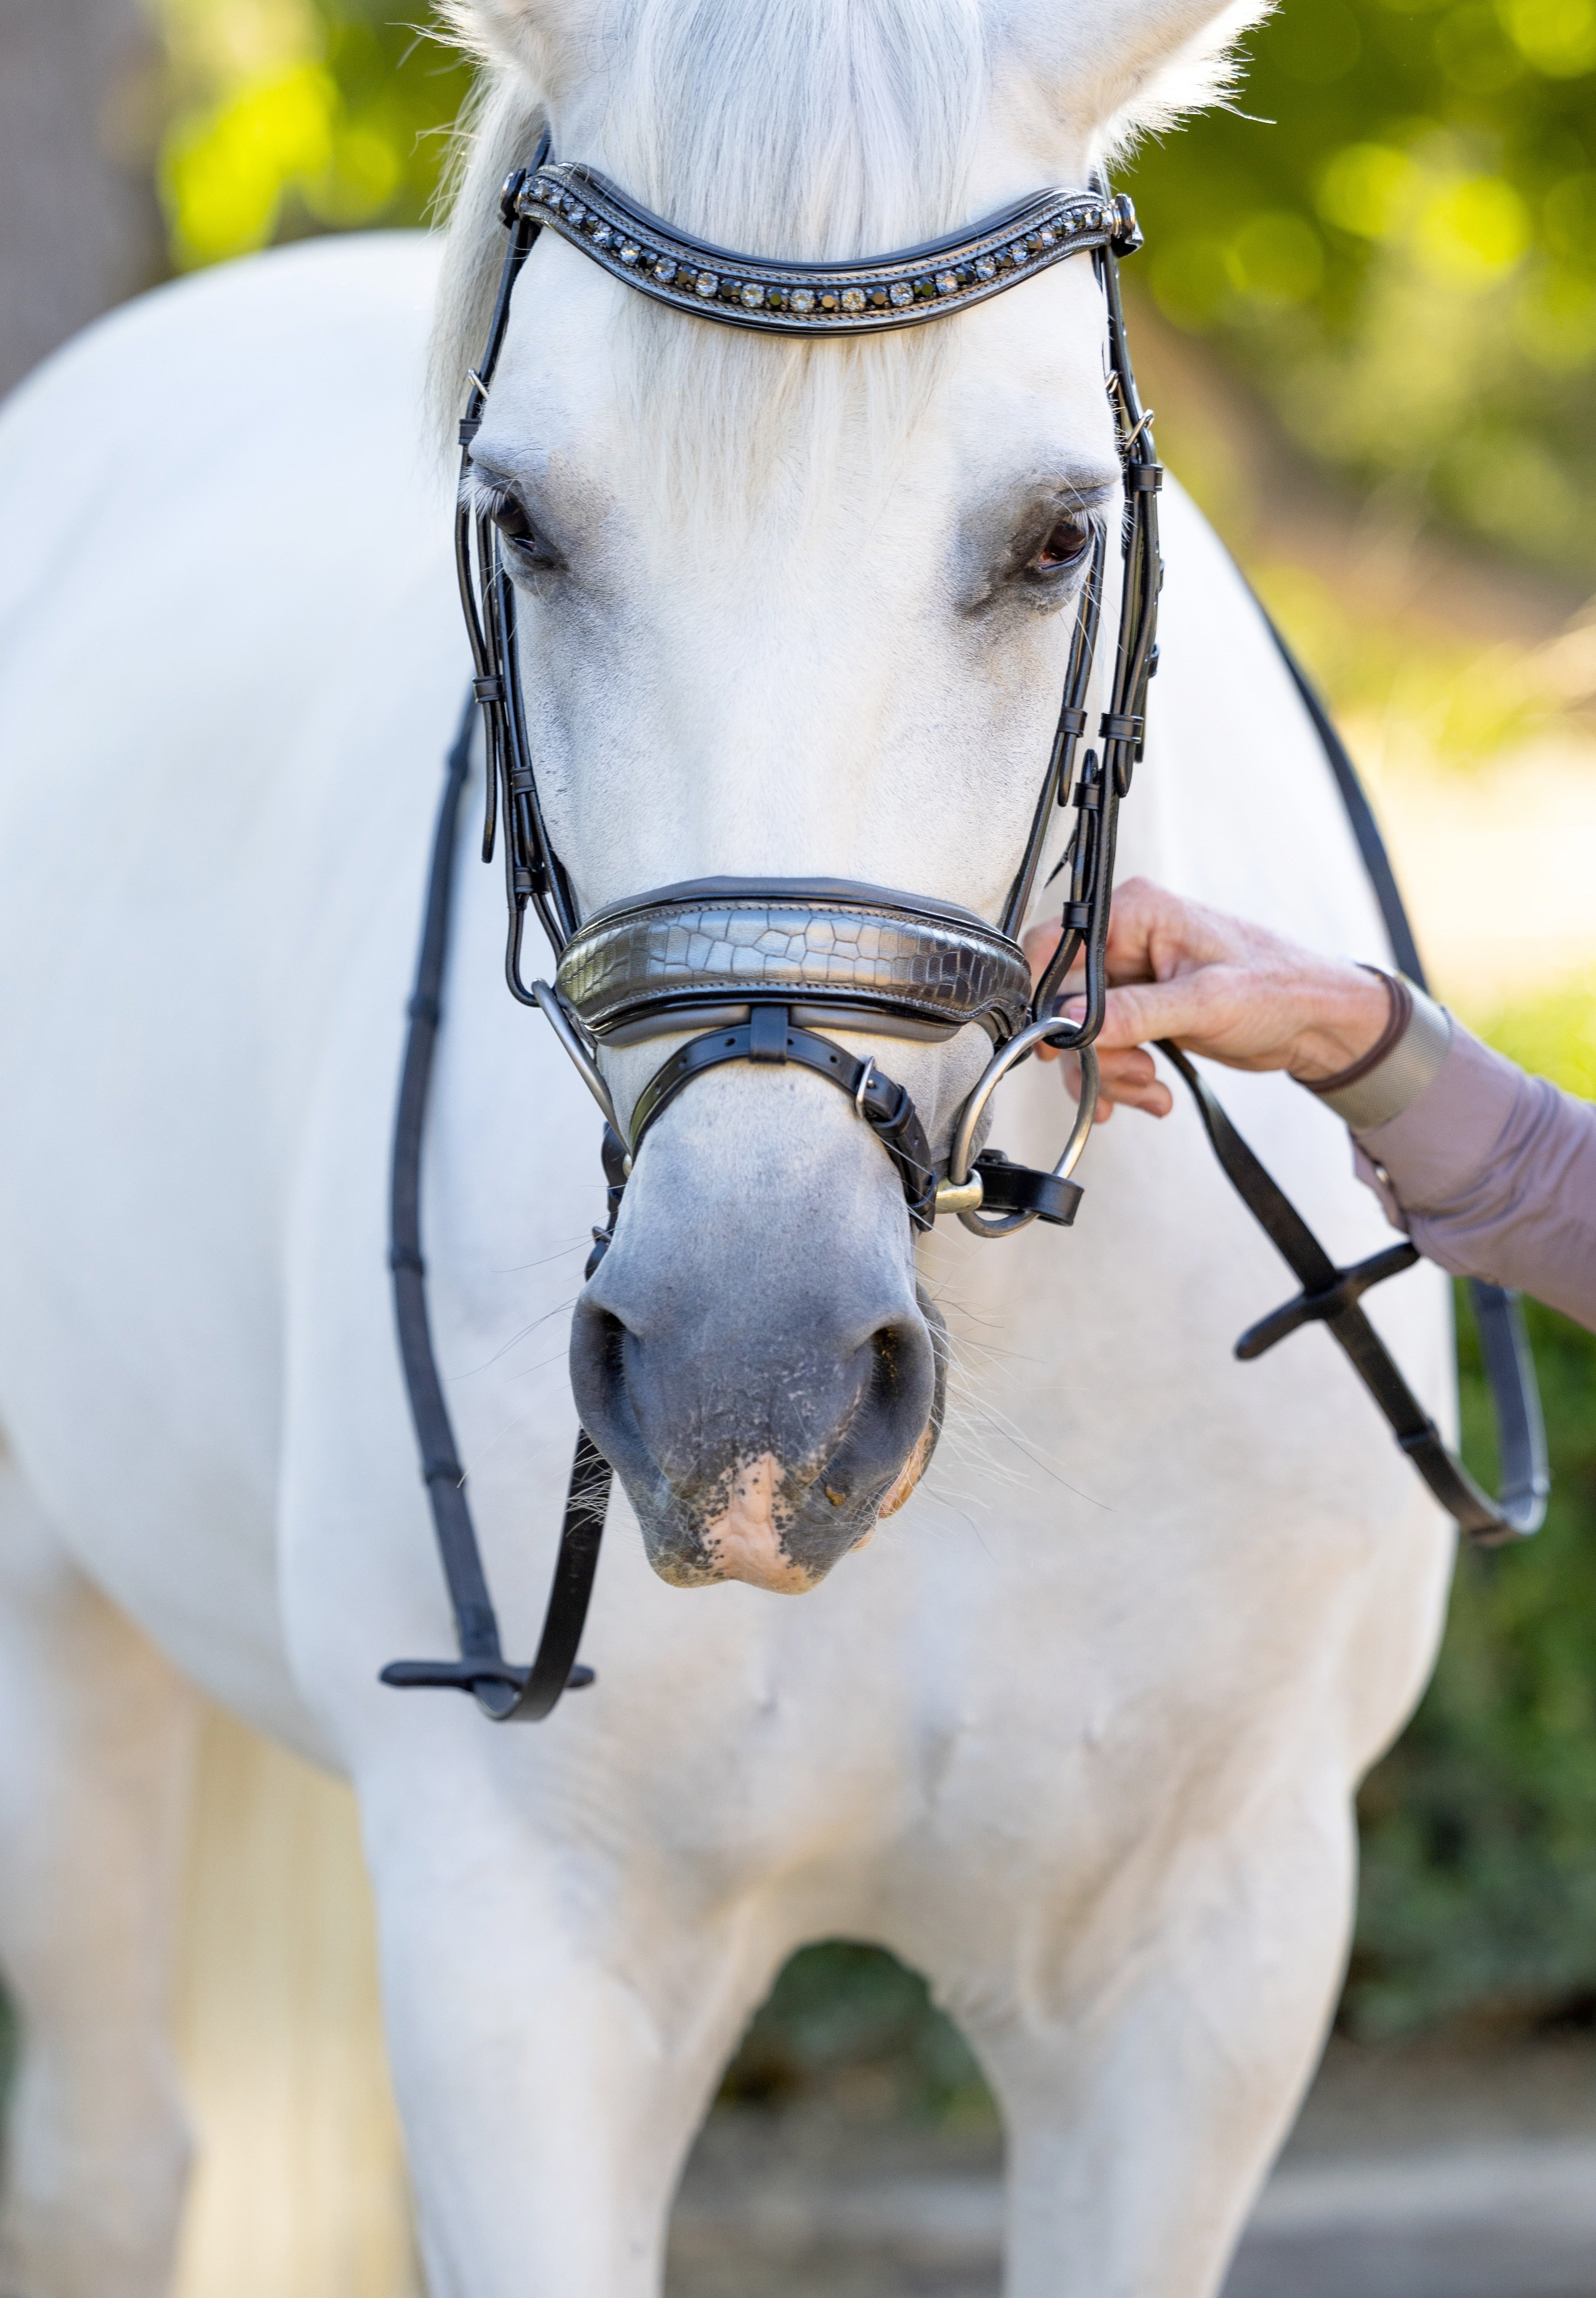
[1351,1026,1596,1328]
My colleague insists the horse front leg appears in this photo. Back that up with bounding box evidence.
[357,1770,775,2298]
[0,1454,201,2298]
[967,1775,1355,2298]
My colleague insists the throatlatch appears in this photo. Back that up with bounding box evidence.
[381,130,1546,1725]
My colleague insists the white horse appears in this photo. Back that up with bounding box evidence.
[0,1,1457,2291]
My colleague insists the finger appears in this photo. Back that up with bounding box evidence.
[1104,877,1246,989]
[1102,1076,1173,1118]
[1093,977,1227,1051]
[1095,1045,1158,1095]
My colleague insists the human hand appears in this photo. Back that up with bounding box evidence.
[1022,877,1393,1121]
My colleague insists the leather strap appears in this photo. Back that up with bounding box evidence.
[970,1149,1082,1228]
[380,709,609,1721]
[628,1006,937,1228]
[1160,1042,1547,1544]
[1263,617,1549,1543]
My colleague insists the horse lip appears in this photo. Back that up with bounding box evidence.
[879,1415,938,1518]
[569,1280,948,1589]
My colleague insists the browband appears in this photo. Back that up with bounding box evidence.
[555,879,1033,1046]
[518,161,1142,335]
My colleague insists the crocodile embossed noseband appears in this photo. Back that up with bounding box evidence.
[454,130,1163,1246]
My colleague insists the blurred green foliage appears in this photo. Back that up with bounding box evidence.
[1351,1289,1596,2034]
[1250,556,1594,769]
[155,0,470,266]
[156,1,1596,584]
[720,1941,995,2125]
[1122,0,1596,581]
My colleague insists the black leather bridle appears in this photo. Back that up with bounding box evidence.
[382,137,1546,1724]
[456,146,1159,1240]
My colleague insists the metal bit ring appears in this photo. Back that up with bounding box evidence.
[945,1017,1100,1238]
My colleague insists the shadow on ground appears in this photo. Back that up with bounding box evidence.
[669,2023,1596,2298]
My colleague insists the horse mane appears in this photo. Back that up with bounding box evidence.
[430,0,1263,521]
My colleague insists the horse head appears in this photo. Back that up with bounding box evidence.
[438,0,1265,1591]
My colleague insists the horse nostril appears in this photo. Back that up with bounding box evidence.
[571,1244,946,1589]
[593,1307,628,1380]
[867,1318,916,1410]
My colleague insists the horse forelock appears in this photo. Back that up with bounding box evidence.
[434,0,989,529]
[602,0,986,261]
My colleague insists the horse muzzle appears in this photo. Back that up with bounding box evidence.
[568,1090,946,1589]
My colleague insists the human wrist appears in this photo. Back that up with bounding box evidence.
[1312,979,1452,1131]
[1283,963,1397,1084]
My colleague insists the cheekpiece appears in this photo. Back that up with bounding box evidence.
[556,881,1034,1044]
[518,162,1142,335]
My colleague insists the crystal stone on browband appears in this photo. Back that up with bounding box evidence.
[518,162,1143,336]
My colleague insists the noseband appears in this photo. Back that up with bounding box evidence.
[383,132,1547,1724]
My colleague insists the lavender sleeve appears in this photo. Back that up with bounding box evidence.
[1347,1025,1596,1330]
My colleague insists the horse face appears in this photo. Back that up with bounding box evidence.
[452,0,1262,1589]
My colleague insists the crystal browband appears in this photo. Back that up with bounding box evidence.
[516,162,1143,335]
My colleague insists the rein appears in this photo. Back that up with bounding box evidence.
[381,138,1547,1723]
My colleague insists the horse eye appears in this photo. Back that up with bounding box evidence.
[1027,514,1094,576]
[486,489,538,546]
[480,484,563,573]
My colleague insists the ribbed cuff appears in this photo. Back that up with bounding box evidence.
[1306,974,1453,1131]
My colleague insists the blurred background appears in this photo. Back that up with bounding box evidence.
[1,1,1593,2291]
